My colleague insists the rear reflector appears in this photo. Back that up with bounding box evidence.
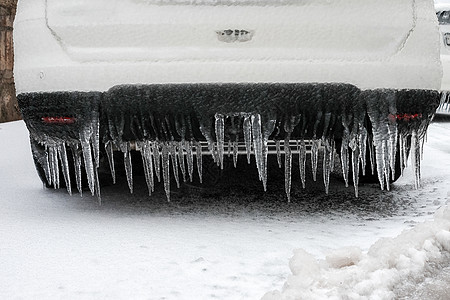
[396,113,422,121]
[41,117,76,124]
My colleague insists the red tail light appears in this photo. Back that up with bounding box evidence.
[41,117,77,124]
[396,113,422,121]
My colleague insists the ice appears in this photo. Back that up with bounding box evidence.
[358,125,368,176]
[24,87,438,202]
[185,141,194,182]
[105,141,116,184]
[411,129,421,189]
[251,114,265,189]
[311,139,320,182]
[276,140,282,168]
[199,121,217,163]
[215,113,225,169]
[350,142,360,197]
[366,92,396,191]
[70,143,83,196]
[195,141,203,184]
[58,143,72,195]
[284,140,292,202]
[322,139,333,195]
[243,115,252,164]
[138,141,155,196]
[177,142,187,183]
[48,145,59,189]
[80,130,95,196]
[161,143,171,201]
[232,141,238,168]
[153,142,162,183]
[283,116,300,201]
[297,140,306,189]
[169,143,180,188]
[262,118,276,190]
[122,142,133,194]
[340,128,350,187]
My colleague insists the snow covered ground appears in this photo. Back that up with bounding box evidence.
[0,120,449,299]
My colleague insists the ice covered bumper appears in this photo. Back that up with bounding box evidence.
[18,83,441,201]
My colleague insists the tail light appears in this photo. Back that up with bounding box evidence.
[41,117,77,124]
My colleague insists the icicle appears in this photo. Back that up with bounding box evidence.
[368,138,375,176]
[243,115,252,164]
[195,142,203,183]
[383,141,391,191]
[366,91,398,191]
[170,143,180,188]
[311,139,320,182]
[374,141,387,191]
[399,135,405,177]
[105,141,116,184]
[152,143,161,183]
[232,141,238,168]
[58,143,72,195]
[186,141,194,182]
[351,146,360,197]
[70,143,83,196]
[215,114,225,169]
[387,118,398,180]
[178,142,187,182]
[262,118,276,192]
[358,126,368,176]
[330,141,336,173]
[298,140,306,189]
[94,162,101,204]
[138,141,154,196]
[282,116,299,201]
[284,138,292,202]
[411,129,421,189]
[161,143,171,201]
[251,114,265,188]
[80,129,95,196]
[199,120,217,162]
[40,143,52,186]
[92,120,100,169]
[322,139,334,195]
[276,140,282,168]
[227,141,232,157]
[340,128,350,187]
[123,142,133,194]
[48,145,59,189]
[139,142,151,195]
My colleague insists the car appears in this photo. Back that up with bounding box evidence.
[436,0,450,115]
[14,0,442,201]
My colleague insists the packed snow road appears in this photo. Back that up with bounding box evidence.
[0,120,449,299]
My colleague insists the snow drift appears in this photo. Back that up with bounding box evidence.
[263,206,450,300]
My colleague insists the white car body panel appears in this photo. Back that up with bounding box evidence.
[14,0,442,93]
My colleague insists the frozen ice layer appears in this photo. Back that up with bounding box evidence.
[18,83,440,202]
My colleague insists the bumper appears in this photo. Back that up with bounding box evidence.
[18,83,441,144]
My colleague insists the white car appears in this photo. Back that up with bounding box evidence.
[14,0,443,201]
[436,0,450,113]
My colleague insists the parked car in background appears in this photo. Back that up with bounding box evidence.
[436,0,450,113]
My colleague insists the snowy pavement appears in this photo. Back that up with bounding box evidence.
[0,120,449,299]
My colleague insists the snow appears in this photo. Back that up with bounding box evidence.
[0,120,449,299]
